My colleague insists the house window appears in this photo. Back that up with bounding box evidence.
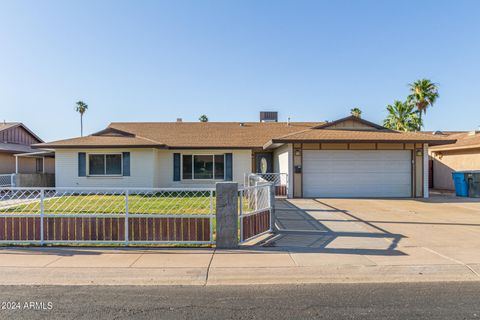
[182,154,225,180]
[88,154,122,176]
[35,158,43,173]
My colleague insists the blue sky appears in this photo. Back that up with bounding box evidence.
[1,0,479,141]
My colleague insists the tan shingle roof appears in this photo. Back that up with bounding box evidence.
[38,122,322,149]
[268,128,456,146]
[110,122,322,148]
[36,119,457,149]
[430,131,480,151]
[37,135,163,148]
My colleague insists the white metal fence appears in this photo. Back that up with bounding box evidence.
[0,174,15,187]
[245,173,288,196]
[0,187,214,245]
[239,183,273,242]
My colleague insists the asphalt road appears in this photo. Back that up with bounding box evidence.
[0,282,479,319]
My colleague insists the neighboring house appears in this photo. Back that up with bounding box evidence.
[429,130,480,190]
[35,113,454,198]
[0,122,55,175]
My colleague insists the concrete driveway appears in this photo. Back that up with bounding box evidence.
[267,194,480,270]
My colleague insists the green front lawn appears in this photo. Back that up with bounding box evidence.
[1,194,213,215]
[0,194,253,215]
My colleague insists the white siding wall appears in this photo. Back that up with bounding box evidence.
[154,149,252,188]
[273,144,291,194]
[55,148,156,188]
[273,144,290,175]
[55,148,253,188]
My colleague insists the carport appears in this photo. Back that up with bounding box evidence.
[13,150,55,174]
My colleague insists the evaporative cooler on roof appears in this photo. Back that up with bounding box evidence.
[260,111,278,122]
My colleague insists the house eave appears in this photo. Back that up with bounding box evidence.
[31,144,167,149]
[32,144,260,150]
[167,146,258,150]
[430,143,480,152]
[263,140,283,150]
[270,139,457,146]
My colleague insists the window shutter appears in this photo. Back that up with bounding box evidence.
[122,152,130,176]
[225,153,233,181]
[173,153,181,181]
[78,152,86,177]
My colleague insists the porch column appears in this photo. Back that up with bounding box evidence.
[42,156,45,173]
[423,144,429,199]
[287,144,294,198]
[15,156,19,174]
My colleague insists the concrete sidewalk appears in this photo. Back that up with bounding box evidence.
[0,246,479,286]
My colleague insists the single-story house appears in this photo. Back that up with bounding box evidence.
[0,122,55,175]
[429,130,480,190]
[35,114,454,198]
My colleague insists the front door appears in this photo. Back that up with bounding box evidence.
[255,153,273,174]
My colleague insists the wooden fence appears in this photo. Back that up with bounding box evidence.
[0,216,211,243]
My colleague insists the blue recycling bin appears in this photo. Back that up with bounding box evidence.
[452,172,469,197]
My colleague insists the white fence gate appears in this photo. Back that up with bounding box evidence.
[245,173,288,196]
[239,183,274,242]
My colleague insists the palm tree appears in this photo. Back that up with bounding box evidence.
[75,101,88,136]
[383,100,422,132]
[407,79,439,128]
[350,107,362,118]
[199,114,209,122]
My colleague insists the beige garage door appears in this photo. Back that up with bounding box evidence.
[303,150,412,198]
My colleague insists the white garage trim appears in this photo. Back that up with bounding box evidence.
[303,150,412,198]
[423,143,429,199]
